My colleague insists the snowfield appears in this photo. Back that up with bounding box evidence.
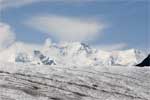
[0,63,150,100]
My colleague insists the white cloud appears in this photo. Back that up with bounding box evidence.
[94,43,128,51]
[25,15,105,42]
[0,22,15,50]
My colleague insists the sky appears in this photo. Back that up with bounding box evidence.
[0,0,149,51]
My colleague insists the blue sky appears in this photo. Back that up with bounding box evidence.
[0,0,149,51]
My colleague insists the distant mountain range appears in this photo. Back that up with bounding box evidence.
[0,40,147,66]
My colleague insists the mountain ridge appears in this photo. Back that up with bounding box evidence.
[0,41,146,66]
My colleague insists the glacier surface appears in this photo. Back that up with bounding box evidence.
[0,63,150,100]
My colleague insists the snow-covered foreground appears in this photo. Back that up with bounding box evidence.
[0,63,150,100]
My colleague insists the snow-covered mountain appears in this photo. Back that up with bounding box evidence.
[0,40,146,66]
[0,40,149,100]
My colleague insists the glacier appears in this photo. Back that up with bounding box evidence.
[0,63,150,100]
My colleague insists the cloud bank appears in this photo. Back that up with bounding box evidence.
[0,22,15,50]
[95,43,128,51]
[25,15,105,42]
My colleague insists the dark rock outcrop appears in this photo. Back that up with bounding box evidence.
[34,50,56,65]
[136,54,150,67]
